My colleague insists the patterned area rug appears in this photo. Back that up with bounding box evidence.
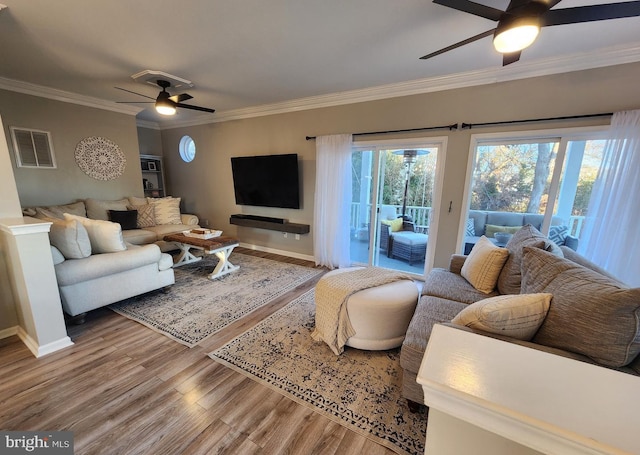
[110,253,324,347]
[209,289,428,455]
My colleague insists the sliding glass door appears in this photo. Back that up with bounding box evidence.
[350,139,444,276]
[463,127,607,254]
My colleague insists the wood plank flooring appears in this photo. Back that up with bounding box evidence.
[0,248,400,454]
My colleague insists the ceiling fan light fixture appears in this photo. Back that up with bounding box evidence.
[155,91,177,116]
[493,16,540,54]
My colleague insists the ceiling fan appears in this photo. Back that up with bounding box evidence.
[421,0,640,66]
[116,79,215,115]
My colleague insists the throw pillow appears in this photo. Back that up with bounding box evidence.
[151,197,182,225]
[108,210,138,230]
[465,218,475,236]
[63,214,127,254]
[85,198,130,221]
[452,293,553,340]
[461,236,510,294]
[47,218,92,259]
[128,196,148,207]
[522,247,640,367]
[34,201,87,220]
[381,218,403,232]
[129,204,156,228]
[548,225,569,246]
[484,224,522,238]
[497,224,563,295]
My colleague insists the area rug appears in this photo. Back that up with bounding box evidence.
[109,253,324,347]
[208,289,427,455]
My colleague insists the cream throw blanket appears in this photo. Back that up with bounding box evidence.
[311,267,413,355]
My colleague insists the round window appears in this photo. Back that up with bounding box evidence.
[179,135,196,162]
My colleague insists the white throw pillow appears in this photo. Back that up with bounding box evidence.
[64,214,127,254]
[151,197,182,225]
[452,293,553,340]
[48,218,92,259]
[461,236,510,294]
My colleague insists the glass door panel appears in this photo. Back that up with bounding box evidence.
[465,140,560,253]
[350,146,438,275]
[552,139,606,241]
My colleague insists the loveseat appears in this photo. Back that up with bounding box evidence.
[400,225,640,411]
[465,210,578,254]
[23,196,201,321]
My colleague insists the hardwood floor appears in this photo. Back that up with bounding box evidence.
[0,248,398,454]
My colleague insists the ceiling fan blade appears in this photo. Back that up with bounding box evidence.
[503,51,522,66]
[541,1,640,27]
[420,28,495,60]
[114,86,155,100]
[169,93,193,103]
[433,0,503,21]
[116,101,154,104]
[176,103,215,113]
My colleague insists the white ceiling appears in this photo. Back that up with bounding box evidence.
[0,0,639,127]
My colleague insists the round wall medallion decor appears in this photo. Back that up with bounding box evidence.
[75,136,126,181]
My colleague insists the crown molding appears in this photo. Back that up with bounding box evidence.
[161,42,640,130]
[0,76,142,116]
[1,42,639,131]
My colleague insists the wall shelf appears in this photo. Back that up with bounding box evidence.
[140,154,165,198]
[229,216,310,234]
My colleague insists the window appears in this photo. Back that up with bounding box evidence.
[461,127,608,253]
[10,127,56,168]
[179,135,196,162]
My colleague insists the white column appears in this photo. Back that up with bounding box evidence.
[0,218,73,357]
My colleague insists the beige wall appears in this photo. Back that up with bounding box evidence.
[0,89,143,208]
[161,62,640,267]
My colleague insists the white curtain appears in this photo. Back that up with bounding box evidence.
[579,110,640,286]
[313,134,353,269]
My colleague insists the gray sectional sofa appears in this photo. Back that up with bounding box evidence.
[465,210,578,254]
[24,197,200,321]
[400,225,640,411]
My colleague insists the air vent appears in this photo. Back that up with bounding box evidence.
[131,70,194,89]
[10,127,56,168]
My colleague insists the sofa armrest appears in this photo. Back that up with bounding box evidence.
[181,213,199,225]
[449,254,467,275]
[563,235,579,251]
[54,244,162,286]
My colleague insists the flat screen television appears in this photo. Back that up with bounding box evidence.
[231,153,300,209]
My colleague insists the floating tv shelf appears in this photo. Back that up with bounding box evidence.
[230,215,310,234]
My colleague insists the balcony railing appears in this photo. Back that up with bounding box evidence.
[351,203,586,238]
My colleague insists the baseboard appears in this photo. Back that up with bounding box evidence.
[238,242,315,263]
[0,326,18,340]
[17,326,74,358]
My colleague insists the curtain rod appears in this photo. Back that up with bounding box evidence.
[305,123,458,141]
[461,112,613,130]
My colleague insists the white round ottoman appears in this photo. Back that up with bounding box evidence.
[321,267,419,350]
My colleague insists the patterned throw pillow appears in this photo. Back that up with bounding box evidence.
[465,218,475,236]
[151,197,182,225]
[129,204,156,228]
[548,225,569,246]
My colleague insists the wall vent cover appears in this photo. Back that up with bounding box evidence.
[10,127,56,168]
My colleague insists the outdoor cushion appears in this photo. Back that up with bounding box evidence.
[522,247,640,367]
